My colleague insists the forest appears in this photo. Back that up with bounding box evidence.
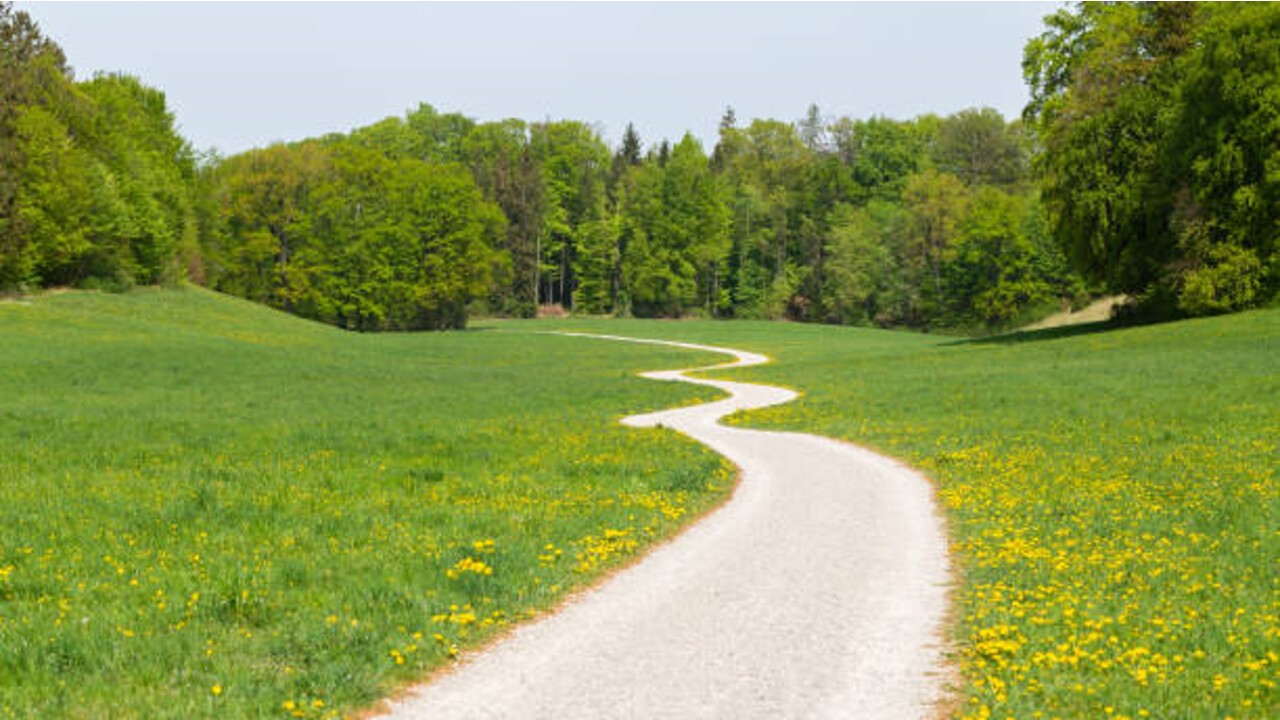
[2,2,1277,331]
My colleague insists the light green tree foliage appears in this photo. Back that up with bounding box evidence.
[404,103,476,164]
[78,74,199,285]
[0,2,68,287]
[831,115,931,201]
[944,188,1053,327]
[379,158,506,329]
[199,91,1066,332]
[716,119,811,318]
[0,4,196,291]
[673,135,732,316]
[692,105,1068,329]
[10,101,93,285]
[821,202,895,325]
[12,0,1275,329]
[1025,2,1195,296]
[617,163,684,316]
[218,142,327,307]
[693,109,846,320]
[4,1,1100,331]
[530,121,610,308]
[609,122,642,198]
[215,139,505,330]
[571,125,640,315]
[572,209,620,315]
[348,116,418,160]
[347,103,476,165]
[620,135,730,317]
[12,74,195,289]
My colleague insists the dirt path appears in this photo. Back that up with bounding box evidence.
[1023,295,1126,330]
[380,334,950,719]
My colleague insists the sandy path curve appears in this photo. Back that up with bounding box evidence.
[381,333,950,719]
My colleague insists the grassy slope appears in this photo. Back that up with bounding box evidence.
[0,289,732,719]
[4,292,1274,718]
[529,314,1278,719]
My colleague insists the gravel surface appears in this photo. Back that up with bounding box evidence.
[380,334,951,719]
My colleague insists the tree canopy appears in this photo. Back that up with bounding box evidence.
[1,4,198,290]
[1024,1,1279,316]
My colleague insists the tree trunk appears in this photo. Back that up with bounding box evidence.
[534,232,541,306]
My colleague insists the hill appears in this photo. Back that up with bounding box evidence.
[0,287,729,718]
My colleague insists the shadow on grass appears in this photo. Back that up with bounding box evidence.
[947,320,1121,347]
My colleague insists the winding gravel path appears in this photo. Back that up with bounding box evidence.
[380,334,950,719]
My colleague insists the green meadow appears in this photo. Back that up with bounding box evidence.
[0,288,731,718]
[3,290,1277,719]
[537,313,1279,719]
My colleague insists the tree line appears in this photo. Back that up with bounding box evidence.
[3,2,1276,330]
[1,3,204,293]
[204,102,1085,331]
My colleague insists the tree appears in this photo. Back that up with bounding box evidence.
[944,188,1052,327]
[79,73,199,285]
[1023,2,1197,304]
[463,120,544,316]
[1,6,198,292]
[902,170,968,322]
[1025,1,1280,317]
[653,140,670,168]
[620,134,729,317]
[831,116,929,201]
[670,135,732,315]
[617,123,642,167]
[384,159,506,329]
[741,120,809,305]
[798,103,829,153]
[710,106,738,171]
[218,143,329,307]
[347,116,418,159]
[1,2,72,288]
[214,138,506,330]
[822,202,894,325]
[1160,3,1280,313]
[934,107,1026,187]
[530,120,610,308]
[573,210,620,314]
[10,103,96,286]
[404,102,475,163]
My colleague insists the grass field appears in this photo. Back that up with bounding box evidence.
[533,314,1279,719]
[0,288,732,718]
[4,290,1276,719]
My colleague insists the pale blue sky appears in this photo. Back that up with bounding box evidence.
[19,1,1061,155]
